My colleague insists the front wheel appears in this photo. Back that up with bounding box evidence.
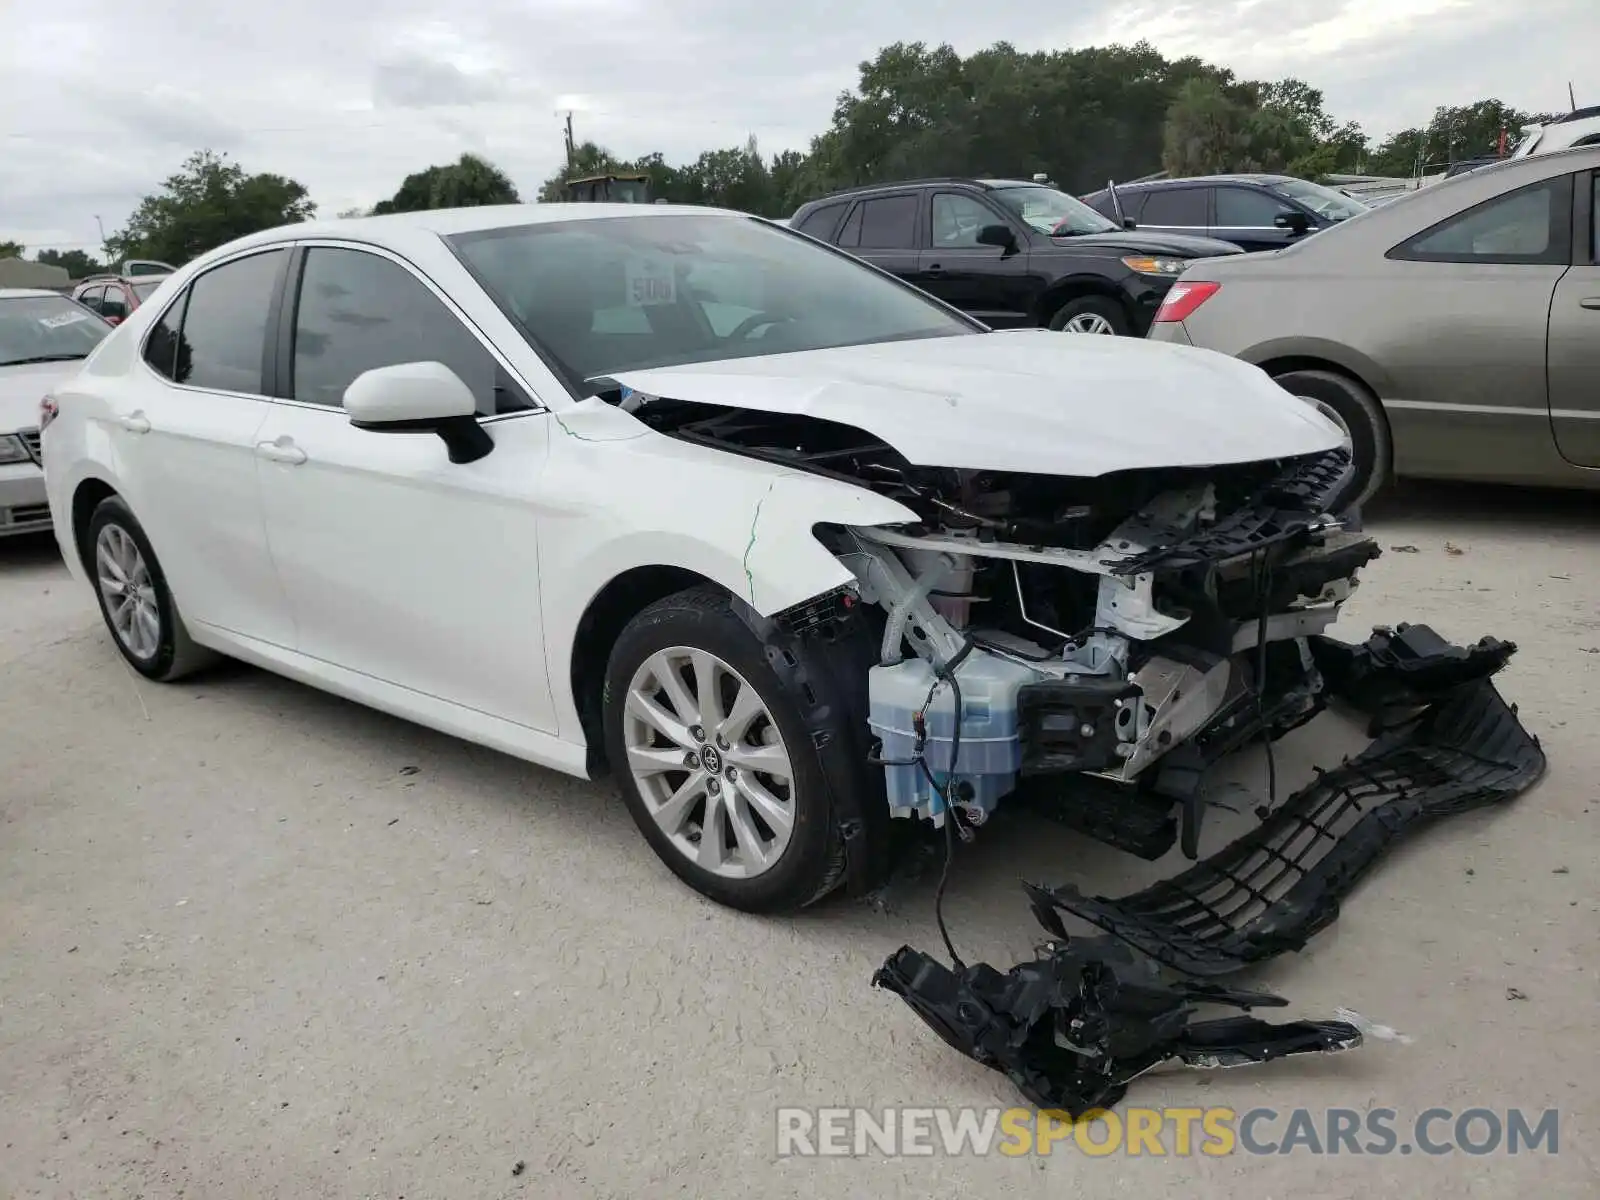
[1271,368,1391,510]
[1048,295,1131,336]
[602,587,846,913]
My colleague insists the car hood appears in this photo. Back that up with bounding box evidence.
[0,359,85,434]
[1049,230,1243,257]
[601,330,1343,477]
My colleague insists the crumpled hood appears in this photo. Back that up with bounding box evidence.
[0,360,82,434]
[603,330,1343,477]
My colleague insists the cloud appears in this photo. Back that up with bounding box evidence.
[1,0,1592,250]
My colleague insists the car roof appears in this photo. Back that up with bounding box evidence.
[0,287,71,300]
[202,202,745,261]
[1114,174,1297,190]
[796,177,1049,207]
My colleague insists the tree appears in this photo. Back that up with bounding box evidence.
[0,240,24,259]
[374,153,519,214]
[1162,78,1253,175]
[103,150,314,266]
[36,248,106,278]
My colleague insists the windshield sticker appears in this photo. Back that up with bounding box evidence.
[39,311,90,329]
[625,256,677,306]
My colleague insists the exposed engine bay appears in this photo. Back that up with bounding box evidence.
[620,388,1547,1115]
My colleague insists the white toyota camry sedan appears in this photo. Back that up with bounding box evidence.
[42,202,1397,915]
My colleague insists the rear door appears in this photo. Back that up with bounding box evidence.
[834,192,922,282]
[1131,185,1210,239]
[1212,185,1305,251]
[916,190,1035,326]
[98,284,131,326]
[1548,168,1600,466]
[1375,174,1573,480]
[114,249,295,645]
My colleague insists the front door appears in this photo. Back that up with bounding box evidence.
[253,243,557,732]
[834,192,922,283]
[916,191,1035,326]
[1212,185,1309,252]
[1548,169,1600,466]
[111,248,296,647]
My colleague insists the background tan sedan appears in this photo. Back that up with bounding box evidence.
[1148,146,1600,507]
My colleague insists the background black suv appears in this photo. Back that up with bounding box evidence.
[1081,174,1371,253]
[787,177,1242,336]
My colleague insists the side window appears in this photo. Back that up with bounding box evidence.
[291,247,528,414]
[1138,187,1208,227]
[1216,187,1292,227]
[836,202,864,247]
[77,286,104,313]
[931,193,1001,247]
[1592,172,1599,262]
[99,286,129,321]
[142,291,189,381]
[1084,192,1119,219]
[1391,178,1569,264]
[178,249,287,394]
[854,195,920,249]
[795,200,848,240]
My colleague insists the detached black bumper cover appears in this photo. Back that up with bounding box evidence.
[872,624,1545,1110]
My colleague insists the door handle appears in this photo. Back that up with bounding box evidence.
[115,411,150,434]
[255,437,307,465]
[1580,297,1600,310]
[924,263,944,276]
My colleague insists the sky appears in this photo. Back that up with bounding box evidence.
[2,0,1594,252]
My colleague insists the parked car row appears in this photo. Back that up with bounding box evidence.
[784,147,1599,502]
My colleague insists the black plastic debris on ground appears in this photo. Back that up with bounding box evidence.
[874,934,1361,1118]
[873,624,1546,1114]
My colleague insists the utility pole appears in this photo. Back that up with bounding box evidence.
[1570,81,1578,112]
[561,111,575,170]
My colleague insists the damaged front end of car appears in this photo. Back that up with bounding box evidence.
[611,385,1546,1114]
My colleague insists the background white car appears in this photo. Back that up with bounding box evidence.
[0,288,111,537]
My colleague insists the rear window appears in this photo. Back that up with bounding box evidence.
[0,294,111,367]
[132,280,165,301]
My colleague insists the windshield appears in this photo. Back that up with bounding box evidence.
[990,185,1118,236]
[0,294,111,367]
[1269,179,1370,221]
[449,213,978,390]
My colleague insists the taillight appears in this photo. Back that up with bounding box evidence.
[1153,280,1221,323]
[39,396,59,432]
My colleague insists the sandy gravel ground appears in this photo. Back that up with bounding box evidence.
[2,483,1596,1199]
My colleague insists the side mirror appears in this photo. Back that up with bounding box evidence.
[976,223,1018,254]
[1122,217,1138,230]
[1274,210,1312,235]
[103,315,123,327]
[344,361,494,464]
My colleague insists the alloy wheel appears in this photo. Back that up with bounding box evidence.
[622,646,796,880]
[95,523,161,660]
[1063,312,1117,334]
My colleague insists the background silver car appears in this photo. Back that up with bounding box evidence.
[1148,146,1600,506]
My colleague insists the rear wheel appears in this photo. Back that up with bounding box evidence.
[1048,295,1130,336]
[86,496,213,681]
[602,586,846,913]
[1271,368,1391,510]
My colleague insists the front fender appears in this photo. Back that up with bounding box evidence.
[536,419,918,742]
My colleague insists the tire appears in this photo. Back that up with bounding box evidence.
[86,496,214,681]
[1048,294,1131,337]
[602,586,847,913]
[1271,368,1391,510]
